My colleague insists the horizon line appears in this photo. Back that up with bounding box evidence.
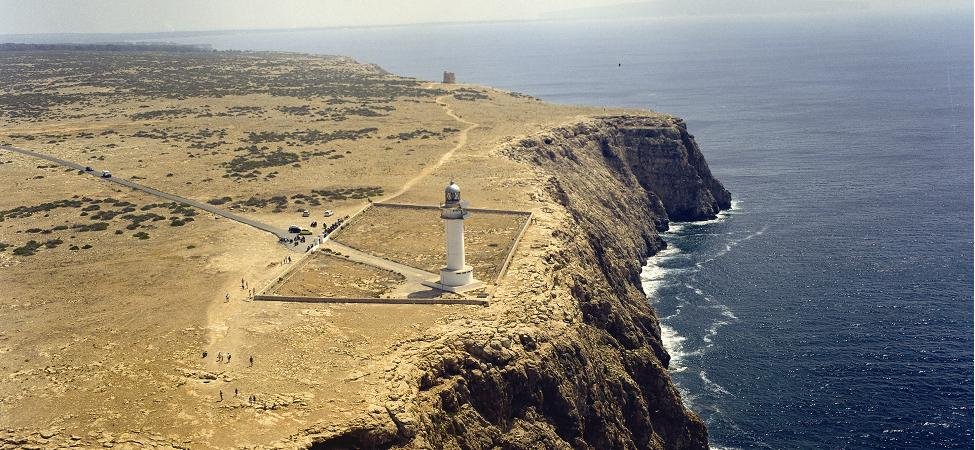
[1,7,962,39]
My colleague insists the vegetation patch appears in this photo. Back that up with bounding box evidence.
[0,199,84,221]
[129,107,196,120]
[224,147,300,176]
[12,240,42,256]
[311,187,384,201]
[229,186,383,213]
[452,88,490,101]
[387,127,457,141]
[73,222,110,232]
[207,196,232,205]
[243,127,377,146]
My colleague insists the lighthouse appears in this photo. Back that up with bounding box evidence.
[423,181,483,292]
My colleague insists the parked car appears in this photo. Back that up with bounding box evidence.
[288,225,301,234]
[101,170,112,178]
[84,166,93,172]
[299,229,313,236]
[301,209,310,217]
[324,209,334,217]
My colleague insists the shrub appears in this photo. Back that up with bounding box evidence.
[13,240,42,256]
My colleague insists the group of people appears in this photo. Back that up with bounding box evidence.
[321,217,347,237]
[217,389,261,405]
[242,278,257,298]
[203,350,254,366]
[207,351,257,402]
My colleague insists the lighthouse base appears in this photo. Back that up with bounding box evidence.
[422,265,484,293]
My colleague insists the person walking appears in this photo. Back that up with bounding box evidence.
[219,390,223,401]
[234,387,238,397]
[249,355,253,367]
[226,353,231,363]
[217,352,222,362]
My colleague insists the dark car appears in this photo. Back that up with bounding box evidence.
[288,225,301,234]
[84,166,93,172]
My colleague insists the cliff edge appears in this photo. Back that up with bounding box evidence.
[302,114,729,449]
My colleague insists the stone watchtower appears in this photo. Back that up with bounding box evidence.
[442,71,456,84]
[422,181,483,293]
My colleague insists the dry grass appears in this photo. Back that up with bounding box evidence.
[332,204,529,282]
[273,252,405,298]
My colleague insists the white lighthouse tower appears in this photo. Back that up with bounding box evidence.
[423,181,483,293]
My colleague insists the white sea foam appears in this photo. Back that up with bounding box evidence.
[664,200,739,235]
[701,300,739,345]
[716,303,739,321]
[665,222,687,234]
[700,370,733,396]
[702,320,731,345]
[659,323,689,373]
[697,224,768,267]
[640,246,684,299]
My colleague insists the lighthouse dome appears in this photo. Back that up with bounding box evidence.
[445,181,461,203]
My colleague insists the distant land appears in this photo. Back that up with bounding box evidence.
[542,0,871,20]
[0,42,212,52]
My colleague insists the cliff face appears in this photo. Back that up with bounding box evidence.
[304,115,729,450]
[612,116,732,221]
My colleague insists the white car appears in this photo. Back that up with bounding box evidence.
[101,170,112,178]
[324,210,334,217]
[301,210,310,217]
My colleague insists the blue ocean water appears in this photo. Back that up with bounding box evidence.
[151,13,973,448]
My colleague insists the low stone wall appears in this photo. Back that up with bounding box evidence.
[375,202,531,216]
[493,213,533,284]
[254,294,488,306]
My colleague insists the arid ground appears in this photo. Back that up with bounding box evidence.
[0,50,652,448]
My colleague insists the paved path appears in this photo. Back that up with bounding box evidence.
[321,241,437,282]
[321,241,443,298]
[0,144,291,239]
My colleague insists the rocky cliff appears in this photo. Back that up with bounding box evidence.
[303,115,729,449]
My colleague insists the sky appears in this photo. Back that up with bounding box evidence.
[0,0,970,35]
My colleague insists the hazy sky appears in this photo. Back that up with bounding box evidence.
[0,0,969,35]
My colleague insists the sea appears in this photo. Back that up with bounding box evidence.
[14,11,974,449]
